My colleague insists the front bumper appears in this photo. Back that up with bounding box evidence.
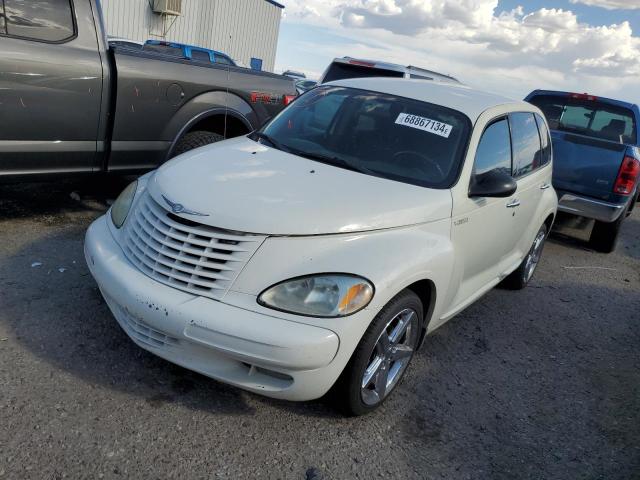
[557,192,628,223]
[84,215,340,401]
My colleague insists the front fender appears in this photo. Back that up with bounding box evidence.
[228,219,455,339]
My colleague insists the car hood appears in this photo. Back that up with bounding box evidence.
[149,137,452,235]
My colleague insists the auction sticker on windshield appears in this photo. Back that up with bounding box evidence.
[395,113,453,138]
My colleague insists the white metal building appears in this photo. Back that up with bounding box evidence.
[101,0,284,72]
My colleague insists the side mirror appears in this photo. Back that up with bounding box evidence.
[469,169,517,198]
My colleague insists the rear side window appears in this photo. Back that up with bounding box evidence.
[191,50,210,62]
[528,94,637,144]
[473,119,512,176]
[144,44,184,57]
[2,0,75,42]
[322,63,404,83]
[510,112,542,177]
[534,113,552,167]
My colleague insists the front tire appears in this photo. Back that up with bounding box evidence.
[172,130,224,157]
[333,290,423,416]
[502,223,548,290]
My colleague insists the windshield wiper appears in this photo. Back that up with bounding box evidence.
[291,150,376,176]
[252,132,291,153]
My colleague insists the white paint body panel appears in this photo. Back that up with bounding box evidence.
[85,79,558,401]
[152,136,453,235]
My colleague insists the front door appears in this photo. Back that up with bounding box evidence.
[0,0,103,175]
[447,117,520,314]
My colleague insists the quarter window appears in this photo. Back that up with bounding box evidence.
[510,112,542,177]
[534,113,552,167]
[2,0,75,42]
[473,119,512,176]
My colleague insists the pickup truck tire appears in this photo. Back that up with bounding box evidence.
[502,223,548,290]
[589,205,628,253]
[331,290,422,416]
[173,131,225,157]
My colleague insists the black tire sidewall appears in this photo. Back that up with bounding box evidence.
[173,131,225,157]
[339,290,423,416]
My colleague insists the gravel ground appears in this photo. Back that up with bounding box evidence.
[1,178,639,480]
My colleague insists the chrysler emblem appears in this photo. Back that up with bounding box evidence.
[162,195,209,217]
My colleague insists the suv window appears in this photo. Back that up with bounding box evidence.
[2,0,75,42]
[144,44,184,57]
[214,55,234,66]
[473,119,512,176]
[510,112,542,177]
[191,50,210,62]
[534,113,552,167]
[528,94,637,144]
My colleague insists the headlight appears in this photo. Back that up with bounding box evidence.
[110,180,138,228]
[258,274,374,317]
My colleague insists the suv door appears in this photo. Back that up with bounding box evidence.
[448,118,519,311]
[508,112,551,259]
[0,0,103,175]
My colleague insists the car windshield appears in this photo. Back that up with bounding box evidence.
[529,94,637,144]
[256,86,471,188]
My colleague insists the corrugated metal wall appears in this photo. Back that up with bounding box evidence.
[101,0,282,72]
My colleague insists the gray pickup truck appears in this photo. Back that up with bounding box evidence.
[0,0,296,179]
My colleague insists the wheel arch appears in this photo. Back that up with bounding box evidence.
[166,108,253,160]
[402,279,437,349]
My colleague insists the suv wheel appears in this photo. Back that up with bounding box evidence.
[333,290,422,416]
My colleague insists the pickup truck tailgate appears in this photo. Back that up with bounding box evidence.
[551,130,627,200]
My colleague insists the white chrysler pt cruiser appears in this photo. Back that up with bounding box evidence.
[85,78,557,415]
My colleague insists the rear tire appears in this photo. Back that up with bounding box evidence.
[332,290,423,416]
[502,223,548,290]
[173,131,224,157]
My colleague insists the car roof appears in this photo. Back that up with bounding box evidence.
[327,77,528,121]
[526,89,639,111]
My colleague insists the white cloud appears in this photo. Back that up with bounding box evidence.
[277,0,640,103]
[569,0,640,10]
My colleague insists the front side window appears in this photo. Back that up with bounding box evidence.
[256,86,471,189]
[3,0,74,42]
[473,118,512,176]
[534,113,552,167]
[510,112,542,177]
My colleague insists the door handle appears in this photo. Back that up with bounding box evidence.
[540,183,551,190]
[506,199,521,208]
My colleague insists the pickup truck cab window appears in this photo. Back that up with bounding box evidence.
[473,118,512,175]
[529,94,637,145]
[258,86,471,189]
[191,50,210,62]
[2,0,75,42]
[510,112,543,178]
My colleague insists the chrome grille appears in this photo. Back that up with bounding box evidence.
[122,192,265,300]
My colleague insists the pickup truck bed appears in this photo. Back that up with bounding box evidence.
[0,0,296,179]
[525,90,640,252]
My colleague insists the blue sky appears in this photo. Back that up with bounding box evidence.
[274,0,640,104]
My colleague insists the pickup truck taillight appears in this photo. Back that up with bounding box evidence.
[613,156,640,195]
[283,94,297,106]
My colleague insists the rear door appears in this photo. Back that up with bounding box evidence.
[0,0,104,175]
[527,94,634,201]
[508,112,552,258]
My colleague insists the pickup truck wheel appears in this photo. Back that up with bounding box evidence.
[589,206,627,253]
[502,223,548,290]
[173,131,225,157]
[332,290,422,416]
